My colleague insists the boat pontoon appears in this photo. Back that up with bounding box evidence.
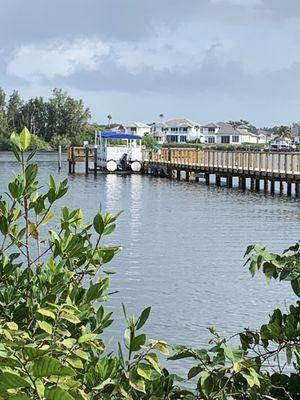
[95,131,143,172]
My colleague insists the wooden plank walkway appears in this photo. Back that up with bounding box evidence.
[143,148,300,197]
[67,146,300,196]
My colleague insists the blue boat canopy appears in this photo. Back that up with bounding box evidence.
[97,131,141,140]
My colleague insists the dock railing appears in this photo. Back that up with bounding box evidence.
[144,148,300,177]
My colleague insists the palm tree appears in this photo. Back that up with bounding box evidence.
[107,114,112,128]
[275,125,292,141]
[159,113,164,122]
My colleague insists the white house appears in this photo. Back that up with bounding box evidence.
[151,122,168,144]
[123,122,151,137]
[292,123,300,143]
[202,122,267,145]
[152,119,202,144]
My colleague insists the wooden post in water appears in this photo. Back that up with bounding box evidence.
[241,177,246,190]
[279,181,284,195]
[71,147,75,174]
[255,179,260,192]
[227,175,232,188]
[85,146,89,175]
[58,145,62,170]
[296,182,300,198]
[250,178,255,191]
[270,179,275,195]
[287,181,292,197]
[264,179,268,193]
[205,173,210,185]
[177,170,181,180]
[186,171,190,182]
[94,147,97,175]
[216,175,221,187]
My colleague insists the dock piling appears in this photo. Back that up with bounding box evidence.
[85,146,89,175]
[58,145,62,170]
[94,147,97,175]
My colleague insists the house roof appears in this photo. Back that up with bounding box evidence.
[164,119,201,128]
[214,122,258,137]
[124,122,151,129]
[203,123,219,128]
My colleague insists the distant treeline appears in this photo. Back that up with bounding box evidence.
[0,88,100,151]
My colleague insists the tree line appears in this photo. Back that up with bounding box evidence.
[0,88,99,150]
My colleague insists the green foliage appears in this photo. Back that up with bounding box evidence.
[0,128,189,399]
[0,88,93,150]
[142,135,158,149]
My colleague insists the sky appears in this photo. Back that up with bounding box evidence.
[1,0,300,126]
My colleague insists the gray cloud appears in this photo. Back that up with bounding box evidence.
[1,0,300,125]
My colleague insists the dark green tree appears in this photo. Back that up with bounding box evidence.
[6,90,23,132]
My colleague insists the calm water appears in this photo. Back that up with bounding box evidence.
[0,152,299,374]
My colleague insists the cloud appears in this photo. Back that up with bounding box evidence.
[210,0,262,6]
[6,38,110,81]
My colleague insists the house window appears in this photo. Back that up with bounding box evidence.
[171,127,178,132]
[180,136,187,142]
[169,135,178,142]
[130,127,137,132]
[221,136,230,144]
[232,135,239,143]
[208,137,215,144]
[182,127,188,132]
[208,127,215,133]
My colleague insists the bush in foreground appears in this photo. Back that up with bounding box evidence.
[0,128,299,399]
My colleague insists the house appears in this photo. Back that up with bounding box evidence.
[202,122,267,145]
[123,122,151,137]
[292,123,300,143]
[151,122,168,144]
[152,119,202,144]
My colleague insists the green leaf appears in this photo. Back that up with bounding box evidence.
[145,353,161,373]
[66,356,83,369]
[136,306,151,330]
[38,320,53,334]
[45,387,75,400]
[200,372,214,398]
[7,322,18,330]
[32,356,75,377]
[129,369,146,393]
[37,308,56,320]
[60,311,81,325]
[86,282,105,302]
[93,213,105,235]
[286,345,293,364]
[291,279,300,297]
[61,338,76,349]
[73,349,88,360]
[223,346,243,364]
[29,222,39,240]
[151,340,169,355]
[20,127,31,151]
[0,372,30,391]
[188,365,202,379]
[131,334,146,351]
[42,211,55,225]
[78,333,97,343]
[240,370,255,387]
[137,363,158,381]
[10,131,21,150]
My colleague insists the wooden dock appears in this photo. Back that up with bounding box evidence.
[68,146,300,197]
[144,148,300,197]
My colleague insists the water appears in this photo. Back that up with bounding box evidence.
[0,152,299,376]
